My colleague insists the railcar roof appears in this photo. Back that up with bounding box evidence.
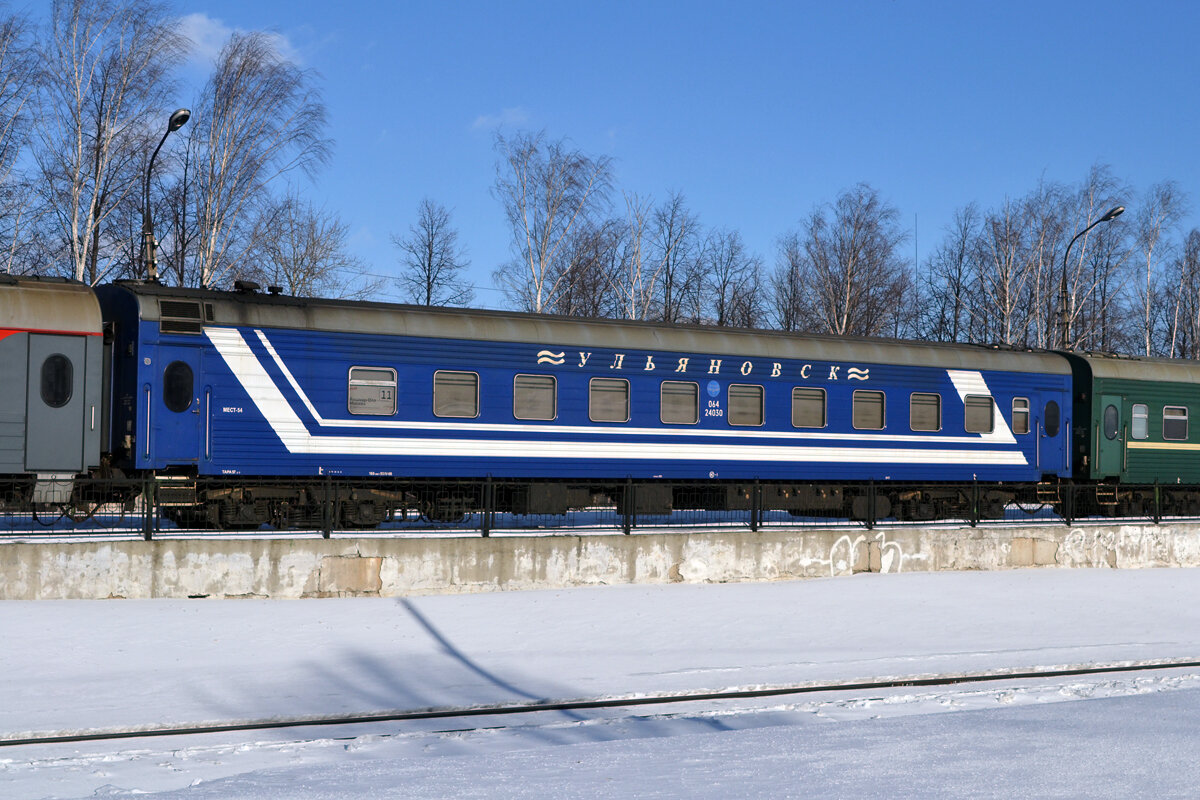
[110,280,1073,374]
[1064,350,1200,382]
[0,275,102,335]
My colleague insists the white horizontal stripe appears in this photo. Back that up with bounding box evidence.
[206,327,1029,466]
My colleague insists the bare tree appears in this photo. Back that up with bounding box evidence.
[699,228,763,327]
[792,184,909,336]
[648,191,700,323]
[491,130,613,312]
[186,31,330,288]
[1168,229,1200,358]
[33,0,186,284]
[392,198,472,306]
[921,204,983,342]
[0,8,37,273]
[770,232,806,332]
[1132,181,1186,355]
[241,190,376,299]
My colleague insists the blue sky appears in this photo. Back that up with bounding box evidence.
[168,0,1200,306]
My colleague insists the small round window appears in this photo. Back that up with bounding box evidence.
[163,361,194,413]
[40,354,73,408]
[1044,400,1061,437]
[1103,404,1120,440]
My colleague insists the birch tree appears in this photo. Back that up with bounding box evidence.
[492,130,613,312]
[1132,181,1185,355]
[242,190,373,299]
[794,183,909,336]
[33,0,186,283]
[188,31,330,288]
[0,9,37,273]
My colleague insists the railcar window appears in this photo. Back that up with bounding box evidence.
[1164,406,1188,441]
[964,395,994,433]
[1132,404,1148,440]
[1044,400,1060,437]
[348,367,397,416]
[433,371,479,418]
[40,354,72,409]
[909,393,941,432]
[1103,404,1120,440]
[661,381,699,424]
[792,387,826,428]
[852,390,885,430]
[513,374,556,420]
[590,378,630,422]
[1012,397,1030,435]
[164,361,194,413]
[728,384,764,426]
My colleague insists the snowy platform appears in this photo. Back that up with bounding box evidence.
[4,569,1200,797]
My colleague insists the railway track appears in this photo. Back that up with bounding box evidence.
[6,657,1200,749]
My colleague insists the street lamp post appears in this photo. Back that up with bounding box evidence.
[141,108,190,282]
[1058,204,1124,350]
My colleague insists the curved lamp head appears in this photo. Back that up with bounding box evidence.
[167,108,190,132]
[1100,205,1125,222]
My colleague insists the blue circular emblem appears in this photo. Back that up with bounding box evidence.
[706,380,720,398]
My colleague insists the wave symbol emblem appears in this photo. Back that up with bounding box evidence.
[537,350,566,365]
[847,367,870,381]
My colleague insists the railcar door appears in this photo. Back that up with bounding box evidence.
[25,334,89,472]
[150,346,204,467]
[1096,394,1124,478]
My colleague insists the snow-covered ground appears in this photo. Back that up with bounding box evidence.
[4,569,1200,798]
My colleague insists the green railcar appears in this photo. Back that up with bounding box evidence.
[1065,352,1200,484]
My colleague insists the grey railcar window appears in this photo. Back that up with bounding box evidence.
[852,390,885,430]
[348,367,397,416]
[964,395,994,433]
[433,371,479,418]
[660,381,699,424]
[1012,397,1030,435]
[791,387,826,428]
[909,392,941,432]
[514,374,556,420]
[1164,406,1188,441]
[40,354,72,408]
[590,378,629,423]
[729,384,764,426]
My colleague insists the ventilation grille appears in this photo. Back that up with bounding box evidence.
[159,300,203,334]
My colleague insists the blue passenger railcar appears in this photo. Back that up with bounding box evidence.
[95,281,1072,489]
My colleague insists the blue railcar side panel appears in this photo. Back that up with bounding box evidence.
[123,322,1075,483]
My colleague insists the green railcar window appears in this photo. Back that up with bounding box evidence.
[1103,404,1120,441]
[1132,404,1148,440]
[1164,406,1188,441]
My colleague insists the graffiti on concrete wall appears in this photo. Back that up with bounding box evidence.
[829,531,904,577]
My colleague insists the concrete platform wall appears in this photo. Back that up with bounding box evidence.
[5,522,1200,600]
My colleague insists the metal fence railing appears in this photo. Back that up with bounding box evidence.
[0,477,1192,538]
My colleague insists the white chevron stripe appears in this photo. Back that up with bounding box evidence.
[206,327,1029,466]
